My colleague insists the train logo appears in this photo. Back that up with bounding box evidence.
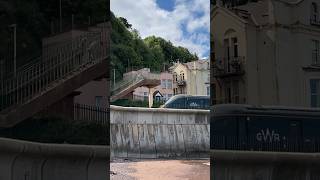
[256,128,283,142]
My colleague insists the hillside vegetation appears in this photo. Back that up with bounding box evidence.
[111,12,198,81]
[0,0,108,67]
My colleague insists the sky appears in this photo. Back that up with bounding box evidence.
[110,0,210,59]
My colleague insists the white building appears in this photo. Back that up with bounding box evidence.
[171,60,210,96]
[211,0,320,107]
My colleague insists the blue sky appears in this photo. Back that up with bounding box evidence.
[156,0,175,11]
[111,0,210,59]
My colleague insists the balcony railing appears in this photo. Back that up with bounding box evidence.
[310,18,320,26]
[177,79,186,86]
[213,56,245,78]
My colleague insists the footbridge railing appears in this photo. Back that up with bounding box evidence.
[110,74,144,96]
[0,31,106,112]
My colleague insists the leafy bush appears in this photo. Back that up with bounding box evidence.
[111,99,149,107]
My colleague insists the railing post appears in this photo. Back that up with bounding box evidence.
[0,60,4,110]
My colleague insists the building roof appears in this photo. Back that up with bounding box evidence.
[170,60,210,71]
[235,0,269,26]
[184,60,210,70]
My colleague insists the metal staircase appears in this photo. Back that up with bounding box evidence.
[0,24,109,127]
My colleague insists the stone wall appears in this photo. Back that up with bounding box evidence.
[110,105,210,158]
[0,138,109,180]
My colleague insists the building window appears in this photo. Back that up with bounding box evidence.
[180,71,185,80]
[161,80,166,88]
[173,72,178,82]
[162,93,167,100]
[224,39,230,59]
[311,3,318,23]
[232,37,238,58]
[207,86,210,96]
[95,96,103,107]
[312,40,319,65]
[233,81,240,103]
[225,82,231,103]
[310,79,320,107]
[143,92,148,101]
[224,38,231,72]
[180,88,185,94]
[167,79,172,89]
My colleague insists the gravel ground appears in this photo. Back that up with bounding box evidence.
[110,159,210,180]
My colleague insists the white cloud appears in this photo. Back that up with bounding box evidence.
[111,0,210,58]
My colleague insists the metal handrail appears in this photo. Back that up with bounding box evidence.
[0,31,106,112]
[110,74,144,95]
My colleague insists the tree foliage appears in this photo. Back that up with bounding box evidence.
[111,12,198,81]
[0,0,108,67]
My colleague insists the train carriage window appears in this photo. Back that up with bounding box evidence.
[238,117,248,139]
[169,97,186,108]
[187,97,201,109]
[289,120,301,141]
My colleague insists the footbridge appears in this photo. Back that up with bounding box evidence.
[0,23,110,127]
[110,105,210,159]
[110,70,160,102]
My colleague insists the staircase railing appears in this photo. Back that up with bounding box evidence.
[0,31,106,112]
[110,74,144,96]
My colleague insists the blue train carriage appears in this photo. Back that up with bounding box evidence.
[210,104,320,152]
[163,94,210,110]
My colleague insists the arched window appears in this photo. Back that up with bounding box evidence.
[311,3,318,22]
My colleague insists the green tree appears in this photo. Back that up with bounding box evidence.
[110,11,198,82]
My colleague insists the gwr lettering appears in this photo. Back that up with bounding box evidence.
[256,128,280,142]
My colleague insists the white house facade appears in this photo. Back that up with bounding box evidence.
[211,0,320,107]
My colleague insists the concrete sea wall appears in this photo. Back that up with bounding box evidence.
[211,150,320,180]
[0,138,109,180]
[110,105,210,158]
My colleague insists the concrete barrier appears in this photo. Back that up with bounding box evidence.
[0,138,109,180]
[110,105,210,159]
[211,150,320,180]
